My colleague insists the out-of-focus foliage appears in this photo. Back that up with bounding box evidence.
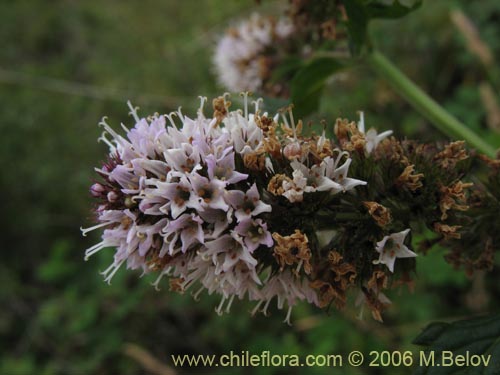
[1,1,499,374]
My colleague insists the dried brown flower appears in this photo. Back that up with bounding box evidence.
[169,277,185,293]
[273,230,312,274]
[367,270,388,291]
[362,288,391,323]
[439,181,474,220]
[434,222,462,240]
[328,251,357,288]
[396,164,424,192]
[243,151,266,171]
[267,174,292,196]
[212,96,231,125]
[363,201,392,227]
[434,141,468,169]
[334,118,366,153]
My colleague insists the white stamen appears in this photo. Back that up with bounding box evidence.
[151,267,171,291]
[225,294,236,313]
[120,122,130,134]
[80,221,112,237]
[177,107,184,122]
[240,92,251,120]
[192,286,205,301]
[84,240,109,260]
[283,305,293,326]
[357,111,365,133]
[102,258,126,284]
[127,101,141,123]
[198,96,208,116]
[288,106,297,139]
[215,296,227,316]
[165,112,178,129]
[251,300,263,316]
[262,299,272,316]
[98,132,116,150]
[252,97,263,113]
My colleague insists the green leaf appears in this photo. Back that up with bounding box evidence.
[290,57,343,118]
[344,0,369,56]
[344,0,422,55]
[366,0,422,19]
[413,314,500,374]
[269,57,304,84]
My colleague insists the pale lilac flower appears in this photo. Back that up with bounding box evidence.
[234,218,273,252]
[225,183,271,222]
[358,112,393,154]
[162,213,204,254]
[373,229,416,272]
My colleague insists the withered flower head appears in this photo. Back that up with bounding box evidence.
[439,181,474,220]
[434,140,468,169]
[396,165,424,192]
[273,229,312,275]
[363,201,392,228]
[434,222,462,240]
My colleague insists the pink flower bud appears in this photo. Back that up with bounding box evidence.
[90,183,105,197]
[107,191,119,203]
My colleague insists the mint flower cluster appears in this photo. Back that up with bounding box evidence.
[84,94,493,323]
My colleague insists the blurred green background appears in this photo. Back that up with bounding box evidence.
[1,1,499,374]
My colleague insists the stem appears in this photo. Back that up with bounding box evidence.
[367,50,497,158]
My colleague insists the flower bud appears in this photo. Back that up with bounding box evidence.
[90,183,105,197]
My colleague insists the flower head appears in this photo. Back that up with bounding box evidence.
[82,94,422,323]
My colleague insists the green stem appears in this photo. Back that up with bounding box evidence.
[367,50,497,158]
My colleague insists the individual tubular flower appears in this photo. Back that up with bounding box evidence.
[373,229,417,273]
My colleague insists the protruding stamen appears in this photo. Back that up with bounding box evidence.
[81,221,112,237]
[198,96,208,117]
[288,104,296,139]
[192,286,205,301]
[120,122,130,134]
[240,92,252,120]
[177,107,185,122]
[225,294,236,314]
[101,258,126,285]
[262,299,272,316]
[215,296,227,316]
[357,111,365,133]
[252,97,263,113]
[251,300,264,316]
[151,267,171,291]
[98,131,116,150]
[127,101,141,123]
[166,112,178,129]
[84,240,109,260]
[283,305,293,326]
